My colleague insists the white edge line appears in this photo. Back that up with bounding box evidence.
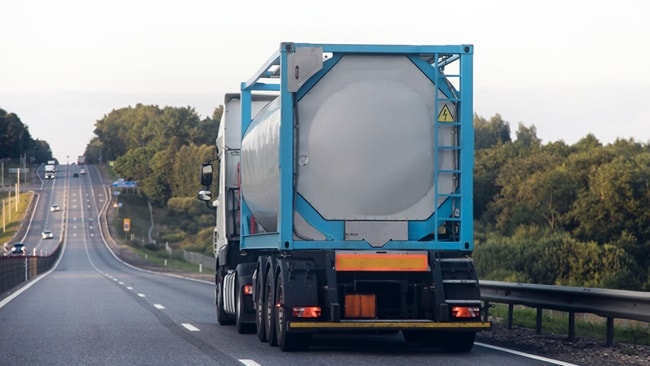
[238,360,262,366]
[476,342,580,366]
[181,323,200,332]
[153,304,165,310]
[0,274,48,308]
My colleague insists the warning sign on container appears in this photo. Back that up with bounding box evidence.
[437,104,455,122]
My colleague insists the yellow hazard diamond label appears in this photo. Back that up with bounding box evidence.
[437,104,455,122]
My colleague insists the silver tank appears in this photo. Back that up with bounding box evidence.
[241,55,455,232]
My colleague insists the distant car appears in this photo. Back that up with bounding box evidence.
[73,173,79,178]
[50,204,60,212]
[9,243,26,256]
[79,168,87,175]
[42,229,53,239]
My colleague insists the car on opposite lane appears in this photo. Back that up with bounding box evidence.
[9,243,26,256]
[42,229,53,239]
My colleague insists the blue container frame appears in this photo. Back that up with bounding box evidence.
[240,42,474,252]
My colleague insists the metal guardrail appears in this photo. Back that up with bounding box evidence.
[480,280,650,346]
[0,248,62,294]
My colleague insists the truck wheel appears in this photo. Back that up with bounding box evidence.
[264,268,278,346]
[216,271,234,325]
[275,269,311,352]
[235,275,255,334]
[255,265,267,342]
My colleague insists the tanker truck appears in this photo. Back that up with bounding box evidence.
[198,42,490,352]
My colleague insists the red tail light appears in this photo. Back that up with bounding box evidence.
[451,306,480,318]
[292,306,321,318]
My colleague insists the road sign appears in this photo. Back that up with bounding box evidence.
[123,218,131,232]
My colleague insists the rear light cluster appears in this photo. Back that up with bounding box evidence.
[292,306,321,318]
[451,306,480,318]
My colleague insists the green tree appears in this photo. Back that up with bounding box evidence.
[474,143,515,222]
[170,144,215,198]
[474,113,511,150]
[113,146,155,181]
[142,148,174,206]
[83,137,104,164]
[519,165,577,230]
[571,153,650,244]
[93,108,133,160]
[0,109,34,159]
[189,106,222,146]
[32,139,53,163]
[514,122,541,149]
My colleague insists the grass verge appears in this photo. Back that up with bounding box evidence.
[128,245,214,275]
[0,191,34,244]
[102,164,213,277]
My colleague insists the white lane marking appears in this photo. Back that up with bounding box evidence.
[127,286,134,290]
[181,323,200,332]
[239,360,262,366]
[153,304,165,310]
[118,281,124,285]
[137,293,146,298]
[476,342,579,366]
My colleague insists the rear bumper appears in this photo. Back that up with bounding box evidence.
[288,320,491,332]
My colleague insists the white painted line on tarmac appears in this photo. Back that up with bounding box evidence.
[153,304,165,310]
[181,323,200,332]
[137,293,146,297]
[239,360,262,366]
[127,286,134,290]
[476,342,579,366]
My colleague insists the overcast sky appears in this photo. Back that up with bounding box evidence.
[1,0,649,161]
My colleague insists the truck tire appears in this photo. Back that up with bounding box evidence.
[216,269,234,325]
[275,268,311,352]
[265,267,278,346]
[235,274,255,334]
[255,265,267,342]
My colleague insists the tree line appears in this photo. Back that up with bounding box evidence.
[0,108,54,163]
[81,104,649,290]
[473,114,650,290]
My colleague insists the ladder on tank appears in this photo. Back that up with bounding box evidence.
[431,53,469,247]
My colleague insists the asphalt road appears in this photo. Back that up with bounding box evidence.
[0,166,575,366]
